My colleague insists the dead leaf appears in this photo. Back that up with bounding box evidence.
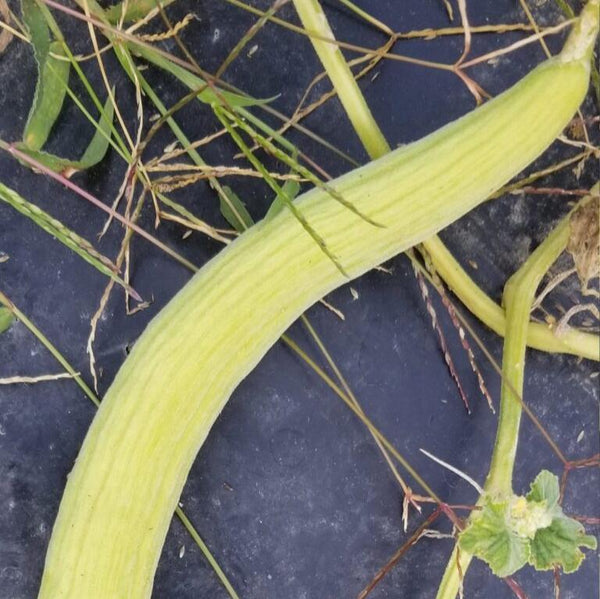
[567,196,599,289]
[0,0,13,54]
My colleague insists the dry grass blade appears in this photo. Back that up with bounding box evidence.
[532,267,577,311]
[493,150,593,198]
[138,12,195,42]
[556,303,600,336]
[0,372,78,384]
[455,0,472,66]
[158,210,234,243]
[419,448,484,493]
[460,19,573,68]
[566,194,600,289]
[318,297,345,320]
[81,0,135,152]
[396,23,537,40]
[87,191,145,391]
[300,316,426,530]
[357,508,443,599]
[0,0,14,52]
[518,0,551,58]
[413,263,472,412]
[225,0,453,71]
[442,0,454,21]
[216,0,286,78]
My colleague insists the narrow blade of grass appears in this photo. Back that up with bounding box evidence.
[0,181,140,300]
[22,37,70,150]
[219,186,253,233]
[0,306,14,335]
[214,104,347,276]
[16,91,115,175]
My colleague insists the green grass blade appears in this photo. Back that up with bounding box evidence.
[0,181,138,299]
[219,186,253,233]
[0,307,14,335]
[231,113,382,226]
[78,92,115,165]
[265,177,301,220]
[104,0,177,23]
[22,39,70,150]
[15,93,114,174]
[21,0,50,58]
[132,43,273,108]
[214,105,347,276]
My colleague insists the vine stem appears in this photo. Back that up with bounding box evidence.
[292,0,388,158]
[436,185,599,598]
[485,187,597,495]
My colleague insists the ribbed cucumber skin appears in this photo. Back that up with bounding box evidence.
[39,45,592,599]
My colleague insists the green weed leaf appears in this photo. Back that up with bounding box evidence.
[219,186,253,233]
[527,471,597,573]
[21,0,50,62]
[132,45,273,108]
[265,178,301,221]
[23,40,69,150]
[78,94,115,166]
[530,515,597,573]
[0,307,14,335]
[22,0,70,151]
[16,94,114,175]
[526,469,560,507]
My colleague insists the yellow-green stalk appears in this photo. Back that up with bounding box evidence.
[435,182,599,599]
[39,4,598,596]
[423,234,600,360]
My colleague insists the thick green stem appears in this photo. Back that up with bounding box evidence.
[485,196,591,494]
[436,184,599,598]
[292,0,389,158]
[424,235,599,360]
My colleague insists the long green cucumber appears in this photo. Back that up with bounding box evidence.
[38,5,598,596]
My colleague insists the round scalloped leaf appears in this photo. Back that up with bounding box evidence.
[526,469,560,508]
[459,501,530,578]
[530,514,597,573]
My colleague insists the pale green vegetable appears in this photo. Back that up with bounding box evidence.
[38,5,597,596]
